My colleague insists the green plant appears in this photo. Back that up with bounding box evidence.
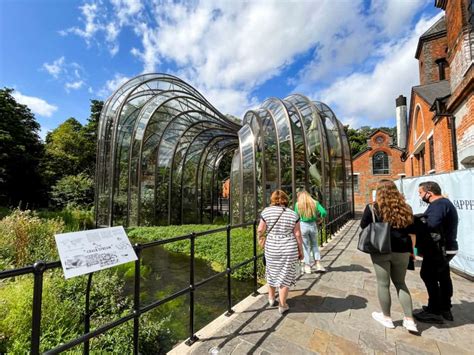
[0,269,169,354]
[0,209,64,267]
[0,206,11,219]
[127,224,264,281]
[50,173,94,209]
[37,206,95,232]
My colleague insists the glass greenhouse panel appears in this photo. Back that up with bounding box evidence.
[96,74,353,227]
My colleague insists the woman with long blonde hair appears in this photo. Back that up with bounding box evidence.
[360,179,418,333]
[294,190,327,273]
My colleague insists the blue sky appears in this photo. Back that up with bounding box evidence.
[0,0,442,139]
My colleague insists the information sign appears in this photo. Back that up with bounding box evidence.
[55,226,137,279]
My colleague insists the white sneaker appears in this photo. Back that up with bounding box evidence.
[372,312,395,328]
[304,264,312,274]
[268,298,276,307]
[315,263,326,272]
[278,305,289,314]
[403,318,418,333]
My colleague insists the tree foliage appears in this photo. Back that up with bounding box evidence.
[41,100,103,205]
[0,88,44,206]
[50,173,94,208]
[345,125,397,157]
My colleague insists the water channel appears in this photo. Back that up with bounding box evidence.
[124,245,255,349]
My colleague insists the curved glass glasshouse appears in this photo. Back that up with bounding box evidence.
[95,74,353,227]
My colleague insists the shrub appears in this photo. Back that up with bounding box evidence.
[0,209,64,267]
[50,173,94,209]
[0,206,11,219]
[0,269,168,354]
[37,206,95,232]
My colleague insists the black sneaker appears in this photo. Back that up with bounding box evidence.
[413,310,444,324]
[422,306,454,321]
[441,310,454,321]
[422,305,432,312]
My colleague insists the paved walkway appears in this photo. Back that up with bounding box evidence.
[170,219,474,354]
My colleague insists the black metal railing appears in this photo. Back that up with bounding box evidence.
[0,203,353,354]
[320,201,353,245]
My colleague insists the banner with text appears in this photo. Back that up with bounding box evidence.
[395,168,474,277]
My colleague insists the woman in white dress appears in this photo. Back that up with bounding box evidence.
[258,190,303,314]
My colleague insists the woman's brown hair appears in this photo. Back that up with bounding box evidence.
[375,179,413,228]
[270,189,289,207]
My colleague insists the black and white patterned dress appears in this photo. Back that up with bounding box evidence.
[261,206,300,288]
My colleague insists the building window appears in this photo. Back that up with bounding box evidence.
[373,151,389,174]
[420,148,425,175]
[435,58,448,80]
[429,137,435,170]
[353,175,359,193]
[375,135,384,144]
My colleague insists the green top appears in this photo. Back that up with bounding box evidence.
[294,199,327,222]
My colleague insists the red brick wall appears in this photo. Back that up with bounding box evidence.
[405,93,456,176]
[433,116,455,172]
[456,95,474,140]
[445,0,466,55]
[406,0,473,177]
[353,131,405,211]
[418,36,449,85]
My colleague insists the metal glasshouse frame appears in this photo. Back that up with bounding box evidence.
[95,74,353,227]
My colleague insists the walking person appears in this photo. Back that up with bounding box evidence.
[257,189,304,314]
[360,180,418,332]
[414,181,458,323]
[294,190,327,273]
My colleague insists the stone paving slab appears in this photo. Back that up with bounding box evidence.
[169,219,474,354]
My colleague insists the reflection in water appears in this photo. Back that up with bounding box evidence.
[124,246,254,346]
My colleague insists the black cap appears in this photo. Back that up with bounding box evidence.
[396,95,407,107]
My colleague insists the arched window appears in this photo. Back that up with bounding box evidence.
[373,151,389,174]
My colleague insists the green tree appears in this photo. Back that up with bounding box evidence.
[0,88,44,206]
[42,117,89,185]
[345,125,368,157]
[345,125,397,157]
[50,173,94,208]
[81,99,103,177]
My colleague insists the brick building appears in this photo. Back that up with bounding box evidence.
[352,130,405,210]
[401,0,474,175]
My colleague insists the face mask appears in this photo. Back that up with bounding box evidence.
[422,192,431,204]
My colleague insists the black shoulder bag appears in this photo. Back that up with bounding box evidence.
[358,204,391,254]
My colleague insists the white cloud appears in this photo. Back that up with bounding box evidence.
[111,0,143,25]
[61,2,100,41]
[65,80,85,91]
[43,56,66,78]
[316,13,443,127]
[42,57,87,92]
[97,73,130,98]
[66,0,441,124]
[198,87,259,118]
[12,91,58,117]
[370,0,429,36]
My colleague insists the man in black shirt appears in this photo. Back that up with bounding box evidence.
[414,181,458,323]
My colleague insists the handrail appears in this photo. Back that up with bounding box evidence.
[0,204,352,354]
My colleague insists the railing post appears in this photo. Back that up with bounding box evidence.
[31,261,46,355]
[186,233,199,345]
[133,245,142,355]
[225,225,234,316]
[252,220,259,296]
[84,272,93,355]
